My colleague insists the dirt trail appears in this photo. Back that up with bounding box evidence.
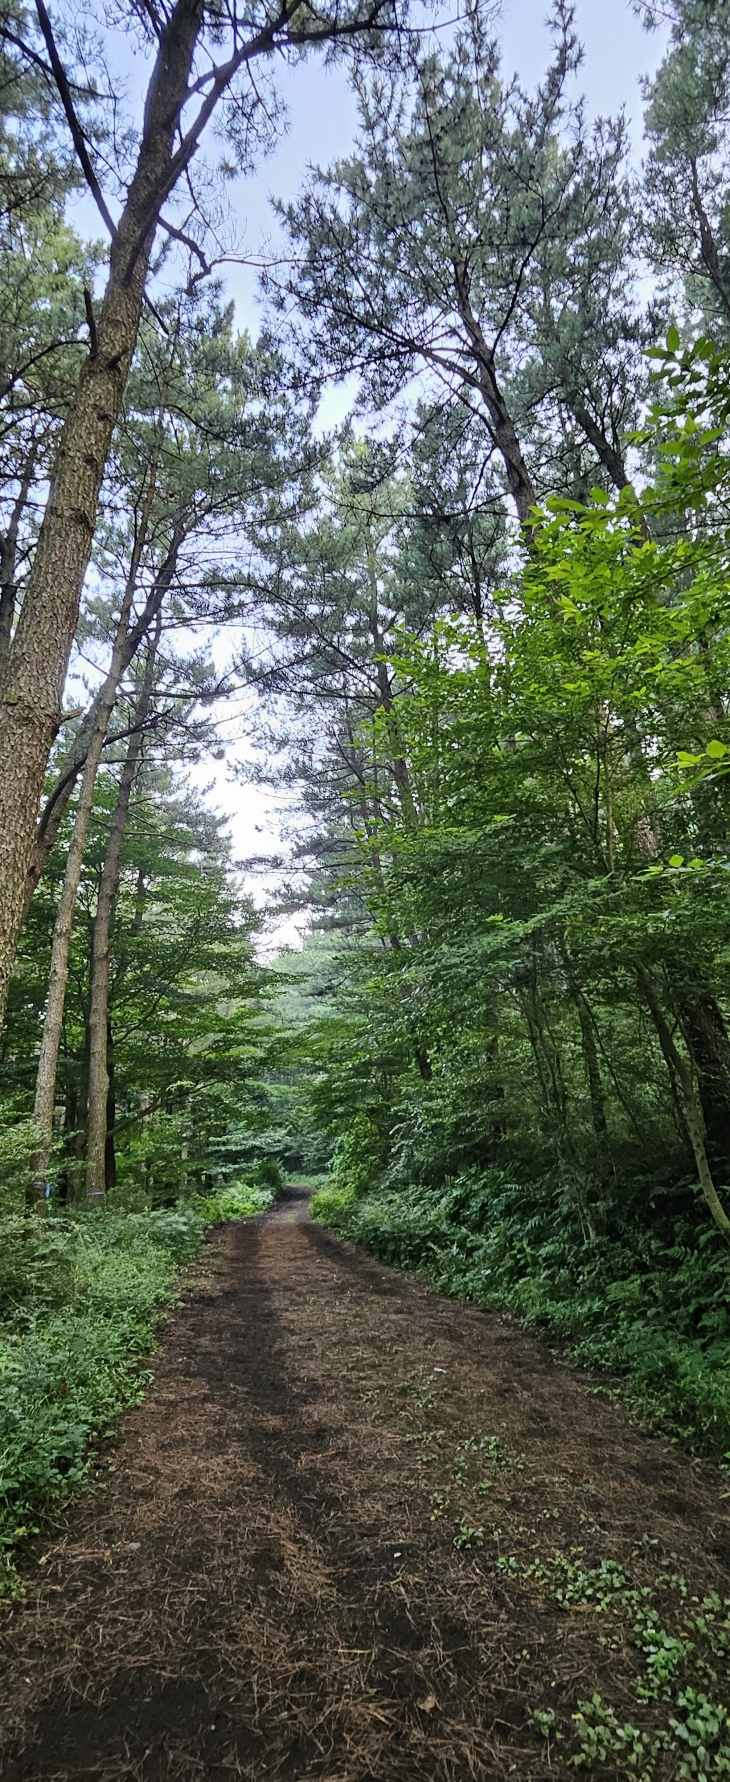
[2,1186,730,1780]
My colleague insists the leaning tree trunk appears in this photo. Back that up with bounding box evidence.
[0,0,205,1034]
[24,522,185,922]
[27,466,166,1202]
[452,265,537,528]
[84,625,160,1202]
[0,0,381,1032]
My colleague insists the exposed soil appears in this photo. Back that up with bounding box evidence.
[2,1185,730,1780]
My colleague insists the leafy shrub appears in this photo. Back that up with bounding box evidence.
[254,1156,285,1193]
[310,1184,355,1224]
[0,1119,40,1212]
[328,1114,387,1199]
[193,1180,273,1222]
[0,1204,207,1594]
[317,1168,730,1455]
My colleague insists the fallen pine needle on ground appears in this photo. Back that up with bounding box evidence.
[2,1184,730,1780]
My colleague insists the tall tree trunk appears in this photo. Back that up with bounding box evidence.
[0,0,205,1033]
[0,0,386,1031]
[365,527,418,825]
[0,446,38,687]
[452,262,538,527]
[344,721,433,1084]
[637,963,730,1240]
[28,472,164,1202]
[560,943,609,1153]
[680,993,730,1174]
[25,523,185,919]
[67,1016,90,1202]
[84,622,160,1201]
[105,1020,116,1194]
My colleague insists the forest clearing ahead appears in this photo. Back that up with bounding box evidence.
[2,1187,730,1782]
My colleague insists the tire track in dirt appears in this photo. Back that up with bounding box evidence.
[1,1184,730,1780]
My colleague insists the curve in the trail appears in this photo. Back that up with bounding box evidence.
[2,1185,730,1781]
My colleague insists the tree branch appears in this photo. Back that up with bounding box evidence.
[33,0,118,240]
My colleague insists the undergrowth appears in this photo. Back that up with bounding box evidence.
[0,1206,207,1596]
[311,1169,730,1456]
[520,1547,730,1777]
[192,1181,273,1222]
[0,1171,277,1598]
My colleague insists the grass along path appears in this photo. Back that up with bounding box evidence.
[2,1184,730,1781]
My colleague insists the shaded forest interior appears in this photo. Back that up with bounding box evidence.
[3,0,730,1771]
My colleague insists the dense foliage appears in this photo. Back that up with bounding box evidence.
[312,1167,730,1453]
[273,6,730,1456]
[0,1202,204,1593]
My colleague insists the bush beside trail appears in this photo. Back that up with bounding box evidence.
[0,1164,283,1596]
[312,1169,730,1457]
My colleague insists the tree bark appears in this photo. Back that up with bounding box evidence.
[365,532,417,825]
[0,0,204,1033]
[84,621,160,1201]
[689,158,730,326]
[452,260,538,527]
[560,942,609,1151]
[681,992,730,1175]
[0,447,38,687]
[637,963,730,1240]
[23,522,184,920]
[27,470,164,1202]
[0,0,395,1033]
[105,1019,116,1193]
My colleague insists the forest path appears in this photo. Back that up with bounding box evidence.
[2,1185,730,1781]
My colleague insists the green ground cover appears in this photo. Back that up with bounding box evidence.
[0,1180,274,1597]
[311,1171,730,1458]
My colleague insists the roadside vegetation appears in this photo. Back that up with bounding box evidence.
[312,1168,730,1456]
[0,1121,280,1595]
[4,0,730,1644]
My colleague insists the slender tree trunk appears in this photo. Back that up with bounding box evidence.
[0,447,38,687]
[365,528,418,824]
[637,963,730,1240]
[67,1017,90,1202]
[105,1020,116,1193]
[25,523,185,919]
[679,993,730,1172]
[452,262,537,526]
[344,728,432,1084]
[560,943,609,1152]
[0,0,205,1033]
[84,623,160,1201]
[28,473,164,1202]
[568,393,651,542]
